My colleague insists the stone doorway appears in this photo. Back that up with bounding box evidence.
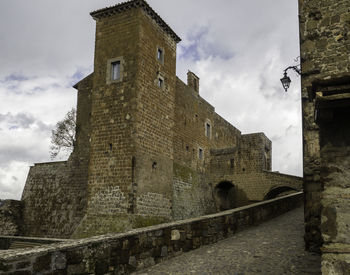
[214,181,235,211]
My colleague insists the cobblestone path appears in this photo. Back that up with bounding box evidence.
[134,206,321,275]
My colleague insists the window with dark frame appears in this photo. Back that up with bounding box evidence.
[107,57,123,84]
[111,61,121,81]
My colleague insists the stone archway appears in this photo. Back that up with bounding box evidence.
[263,186,297,200]
[214,181,235,211]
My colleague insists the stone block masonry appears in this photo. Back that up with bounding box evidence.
[299,0,350,273]
[0,200,22,236]
[11,0,302,240]
[0,192,302,274]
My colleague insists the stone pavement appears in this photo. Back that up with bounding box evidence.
[133,206,321,275]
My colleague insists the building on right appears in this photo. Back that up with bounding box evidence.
[298,0,350,273]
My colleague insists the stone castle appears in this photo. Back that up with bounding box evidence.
[1,0,301,239]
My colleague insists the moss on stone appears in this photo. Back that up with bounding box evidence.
[173,162,199,185]
[132,215,168,229]
[71,213,133,239]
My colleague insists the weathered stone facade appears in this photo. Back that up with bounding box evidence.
[0,200,22,236]
[15,0,302,239]
[298,0,350,273]
[0,193,303,274]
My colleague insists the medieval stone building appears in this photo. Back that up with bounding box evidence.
[2,0,301,239]
[299,0,350,273]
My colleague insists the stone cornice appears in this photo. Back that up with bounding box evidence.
[90,0,181,43]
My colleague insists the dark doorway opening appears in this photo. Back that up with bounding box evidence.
[214,181,235,211]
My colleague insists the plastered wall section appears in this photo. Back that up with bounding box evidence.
[299,0,350,263]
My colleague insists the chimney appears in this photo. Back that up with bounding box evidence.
[187,71,199,93]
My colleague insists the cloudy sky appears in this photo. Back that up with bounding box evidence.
[0,0,301,200]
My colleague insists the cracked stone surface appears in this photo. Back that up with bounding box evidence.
[134,206,321,275]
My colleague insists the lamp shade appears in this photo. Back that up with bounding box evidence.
[280,73,291,92]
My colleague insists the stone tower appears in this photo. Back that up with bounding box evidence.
[18,0,302,239]
[72,0,181,236]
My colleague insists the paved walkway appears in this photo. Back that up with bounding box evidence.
[133,207,321,275]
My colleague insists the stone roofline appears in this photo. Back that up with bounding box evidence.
[90,0,181,43]
[30,160,67,167]
[241,132,271,143]
[262,170,303,181]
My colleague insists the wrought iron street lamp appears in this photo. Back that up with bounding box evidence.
[280,65,301,92]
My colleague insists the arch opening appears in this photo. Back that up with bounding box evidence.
[214,181,235,211]
[264,186,297,200]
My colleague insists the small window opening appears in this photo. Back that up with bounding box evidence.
[111,61,120,81]
[206,123,211,138]
[152,162,157,169]
[158,78,163,88]
[109,143,113,151]
[186,145,189,151]
[199,148,203,160]
[242,168,245,172]
[230,158,234,169]
[157,48,163,62]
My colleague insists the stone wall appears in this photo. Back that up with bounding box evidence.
[299,0,350,272]
[0,200,22,236]
[239,133,272,173]
[173,77,241,173]
[21,160,87,239]
[15,0,303,240]
[0,192,303,274]
[211,171,302,206]
[319,110,350,274]
[172,163,216,220]
[72,4,180,238]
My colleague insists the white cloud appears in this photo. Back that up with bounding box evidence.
[0,0,302,199]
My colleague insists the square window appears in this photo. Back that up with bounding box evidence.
[111,61,120,81]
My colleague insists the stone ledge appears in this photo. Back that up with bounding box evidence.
[0,192,303,273]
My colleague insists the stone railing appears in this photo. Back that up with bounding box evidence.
[0,192,303,274]
[0,236,65,250]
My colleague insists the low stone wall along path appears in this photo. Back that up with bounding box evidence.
[134,206,321,275]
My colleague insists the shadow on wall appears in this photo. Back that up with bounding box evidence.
[213,181,235,211]
[213,182,251,211]
[264,186,298,200]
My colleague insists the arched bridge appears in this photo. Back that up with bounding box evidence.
[213,170,302,207]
